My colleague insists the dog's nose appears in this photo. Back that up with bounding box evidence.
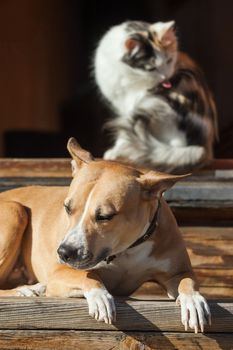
[57,244,77,262]
[57,244,93,263]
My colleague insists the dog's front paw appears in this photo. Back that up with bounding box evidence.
[176,292,211,333]
[84,288,116,324]
[17,283,46,297]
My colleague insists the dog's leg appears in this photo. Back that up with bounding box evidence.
[163,273,211,333]
[0,201,28,295]
[46,266,116,324]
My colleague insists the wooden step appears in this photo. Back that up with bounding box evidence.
[0,297,232,349]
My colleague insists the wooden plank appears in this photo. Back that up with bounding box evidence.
[165,181,233,202]
[135,283,233,299]
[0,159,233,182]
[208,159,233,170]
[0,176,233,212]
[181,226,233,269]
[0,159,71,177]
[1,183,232,224]
[0,158,232,177]
[0,330,231,350]
[198,286,233,299]
[1,178,233,207]
[172,207,233,224]
[181,226,233,240]
[0,173,232,200]
[196,268,233,288]
[0,298,232,332]
[0,176,71,192]
[189,252,233,270]
[138,269,233,294]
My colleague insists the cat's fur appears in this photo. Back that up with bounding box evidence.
[94,20,218,173]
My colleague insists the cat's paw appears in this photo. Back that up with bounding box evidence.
[176,292,211,333]
[104,148,117,160]
[190,146,206,164]
[84,288,116,324]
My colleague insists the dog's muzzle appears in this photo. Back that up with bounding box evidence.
[57,243,111,269]
[57,243,93,267]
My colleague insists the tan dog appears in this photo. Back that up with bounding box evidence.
[0,138,210,332]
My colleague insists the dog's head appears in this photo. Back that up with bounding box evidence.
[57,137,188,269]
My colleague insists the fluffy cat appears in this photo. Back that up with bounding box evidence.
[94,20,218,173]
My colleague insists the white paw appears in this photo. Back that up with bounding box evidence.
[104,149,117,160]
[84,288,116,324]
[190,146,206,164]
[17,283,46,297]
[176,292,211,333]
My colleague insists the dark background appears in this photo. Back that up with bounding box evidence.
[0,0,232,158]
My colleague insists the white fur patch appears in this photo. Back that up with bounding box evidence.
[61,188,95,248]
[96,241,156,277]
[177,292,211,333]
[84,288,116,324]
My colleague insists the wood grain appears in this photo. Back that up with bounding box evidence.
[0,158,233,177]
[0,330,232,350]
[0,298,232,332]
[172,206,233,224]
[182,226,233,269]
[0,159,71,177]
[0,176,71,192]
[135,283,233,299]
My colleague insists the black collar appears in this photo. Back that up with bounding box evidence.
[105,199,161,264]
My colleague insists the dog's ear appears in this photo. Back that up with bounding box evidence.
[67,137,94,176]
[137,171,190,200]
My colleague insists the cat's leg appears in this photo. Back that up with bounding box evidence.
[104,137,131,161]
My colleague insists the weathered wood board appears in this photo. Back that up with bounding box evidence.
[0,330,232,350]
[0,159,71,177]
[0,298,232,332]
[0,298,232,350]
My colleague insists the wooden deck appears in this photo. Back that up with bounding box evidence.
[0,159,233,349]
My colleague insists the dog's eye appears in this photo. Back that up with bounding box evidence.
[95,212,115,222]
[64,203,72,215]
